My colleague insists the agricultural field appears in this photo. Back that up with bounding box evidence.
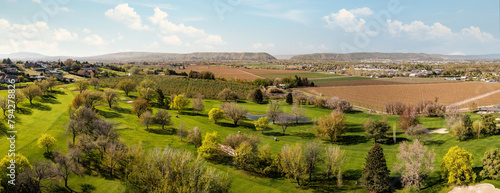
[177,65,262,81]
[460,91,500,108]
[376,77,455,84]
[298,82,500,111]
[254,72,342,79]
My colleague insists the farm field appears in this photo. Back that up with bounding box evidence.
[6,79,500,193]
[460,91,500,108]
[255,72,342,79]
[376,77,454,84]
[178,65,262,81]
[242,68,311,74]
[298,82,500,111]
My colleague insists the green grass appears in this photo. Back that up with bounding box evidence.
[311,76,371,82]
[2,83,500,192]
[256,72,343,79]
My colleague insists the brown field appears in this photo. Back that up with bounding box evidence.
[178,65,261,81]
[241,68,310,74]
[376,77,453,84]
[314,79,407,87]
[297,82,500,111]
[460,91,500,108]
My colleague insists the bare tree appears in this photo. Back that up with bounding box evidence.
[192,94,205,114]
[103,88,119,108]
[178,122,187,141]
[187,126,202,148]
[393,139,435,190]
[276,113,294,135]
[303,141,323,182]
[103,142,127,176]
[54,152,84,192]
[291,103,306,124]
[324,145,345,180]
[140,111,153,129]
[221,102,248,125]
[267,100,282,124]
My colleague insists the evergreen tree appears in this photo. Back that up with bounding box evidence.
[361,143,390,193]
[253,89,264,104]
[155,89,165,108]
[286,93,293,105]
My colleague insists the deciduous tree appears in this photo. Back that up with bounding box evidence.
[303,141,323,182]
[198,132,221,159]
[140,111,153,129]
[480,148,500,180]
[192,94,205,114]
[208,108,225,123]
[441,146,476,185]
[267,100,282,124]
[217,88,238,102]
[221,102,248,125]
[132,98,151,118]
[316,110,346,142]
[37,134,57,154]
[394,139,435,190]
[170,94,190,112]
[22,85,42,105]
[153,109,172,130]
[276,113,294,135]
[187,126,202,148]
[291,103,306,124]
[278,143,306,185]
[254,116,269,133]
[103,88,119,108]
[365,117,390,142]
[117,79,136,96]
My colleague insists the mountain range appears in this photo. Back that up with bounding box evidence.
[1,52,500,62]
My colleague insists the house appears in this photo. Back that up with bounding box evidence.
[461,76,469,81]
[409,73,417,77]
[478,107,500,114]
[4,68,17,74]
[1,74,19,83]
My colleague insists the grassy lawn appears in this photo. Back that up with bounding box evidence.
[1,83,499,192]
[256,72,343,79]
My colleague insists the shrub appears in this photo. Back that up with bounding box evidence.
[480,148,500,180]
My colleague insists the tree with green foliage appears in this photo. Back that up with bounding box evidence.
[37,134,57,154]
[316,110,346,142]
[132,98,151,118]
[394,139,435,190]
[267,100,282,124]
[153,109,172,130]
[361,143,390,193]
[103,88,119,108]
[90,78,99,90]
[251,89,264,104]
[198,132,221,159]
[208,108,225,123]
[76,80,89,93]
[481,114,498,136]
[155,88,166,108]
[480,148,500,180]
[286,93,293,105]
[22,85,42,105]
[365,117,391,142]
[441,146,476,185]
[278,143,306,185]
[117,79,136,96]
[0,153,32,191]
[254,116,269,133]
[234,141,254,170]
[451,115,473,141]
[170,94,190,112]
[81,90,103,109]
[254,144,277,176]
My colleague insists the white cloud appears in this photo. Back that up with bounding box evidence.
[194,35,225,45]
[60,7,70,12]
[255,10,309,24]
[105,3,150,30]
[387,20,497,43]
[251,42,275,49]
[54,28,78,41]
[32,0,40,3]
[0,19,80,55]
[82,34,105,46]
[149,7,226,46]
[82,28,91,33]
[161,35,182,46]
[323,7,373,33]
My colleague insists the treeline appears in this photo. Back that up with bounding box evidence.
[99,75,257,99]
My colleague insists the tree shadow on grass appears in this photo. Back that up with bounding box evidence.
[294,131,315,140]
[377,137,408,145]
[0,122,7,137]
[262,131,283,137]
[36,95,60,104]
[345,110,364,114]
[16,106,33,115]
[96,109,123,119]
[29,103,51,111]
[334,135,368,145]
[146,127,176,135]
[50,90,66,95]
[179,111,208,117]
[345,124,364,133]
[423,139,445,146]
[112,106,131,114]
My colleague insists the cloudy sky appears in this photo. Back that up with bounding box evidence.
[0,0,499,56]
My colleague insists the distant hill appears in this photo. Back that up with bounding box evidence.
[0,52,276,62]
[290,52,455,61]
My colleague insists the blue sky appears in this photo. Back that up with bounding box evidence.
[0,0,499,56]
